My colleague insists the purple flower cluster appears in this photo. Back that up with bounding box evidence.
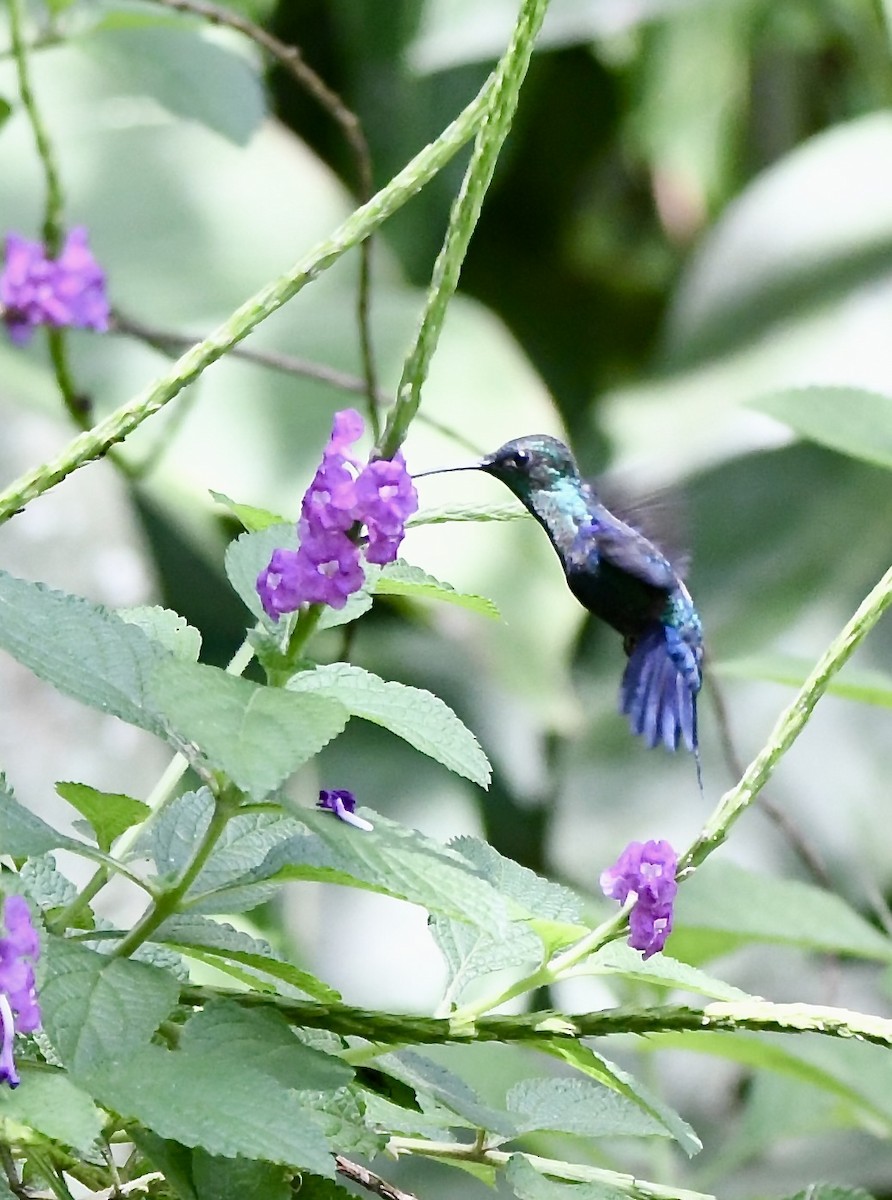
[600,839,677,959]
[0,227,110,345]
[257,409,418,618]
[317,788,374,832]
[0,896,41,1088]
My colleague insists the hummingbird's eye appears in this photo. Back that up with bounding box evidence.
[512,449,531,469]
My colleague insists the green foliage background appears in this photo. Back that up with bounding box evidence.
[2,0,892,1197]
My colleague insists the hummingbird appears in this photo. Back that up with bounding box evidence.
[415,434,704,772]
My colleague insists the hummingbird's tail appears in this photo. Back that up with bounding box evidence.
[619,622,701,759]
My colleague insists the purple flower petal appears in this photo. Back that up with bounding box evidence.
[601,839,677,959]
[317,789,373,831]
[0,996,20,1088]
[0,227,109,342]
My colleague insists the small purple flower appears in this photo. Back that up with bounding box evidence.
[0,896,41,1088]
[257,410,418,619]
[600,840,677,959]
[317,789,373,832]
[1,227,109,345]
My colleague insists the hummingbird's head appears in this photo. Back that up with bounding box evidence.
[479,435,580,498]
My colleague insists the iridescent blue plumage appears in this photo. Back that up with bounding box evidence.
[477,435,704,765]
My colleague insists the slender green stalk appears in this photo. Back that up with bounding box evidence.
[0,74,496,526]
[181,987,892,1050]
[388,1143,713,1200]
[112,789,237,958]
[378,0,551,459]
[680,559,892,875]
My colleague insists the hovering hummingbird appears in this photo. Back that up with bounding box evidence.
[416,434,704,771]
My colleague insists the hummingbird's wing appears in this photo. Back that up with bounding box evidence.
[591,519,678,592]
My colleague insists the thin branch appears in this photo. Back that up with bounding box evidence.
[146,0,381,432]
[335,1156,419,1200]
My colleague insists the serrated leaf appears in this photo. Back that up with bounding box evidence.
[55,782,149,853]
[40,938,180,1075]
[0,778,81,857]
[148,659,349,799]
[299,1087,383,1158]
[750,387,892,471]
[135,788,214,878]
[673,863,892,963]
[0,570,169,735]
[373,560,500,619]
[505,1154,631,1200]
[131,1131,196,1200]
[192,1151,289,1200]
[361,1092,459,1141]
[540,1040,701,1158]
[450,837,583,923]
[180,1003,352,1092]
[316,585,374,630]
[154,914,340,1001]
[0,1068,104,1152]
[83,1045,333,1173]
[260,808,512,932]
[211,490,287,532]
[287,663,491,787]
[118,606,202,661]
[431,914,543,1006]
[716,654,892,708]
[377,1050,517,1136]
[576,943,751,1002]
[506,1076,674,1140]
[19,855,77,909]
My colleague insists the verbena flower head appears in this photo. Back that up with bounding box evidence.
[600,839,677,959]
[0,227,110,345]
[257,410,418,618]
[317,788,374,832]
[0,896,41,1088]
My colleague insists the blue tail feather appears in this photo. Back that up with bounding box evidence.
[620,623,700,756]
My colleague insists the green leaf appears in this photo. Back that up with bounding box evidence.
[540,1040,701,1158]
[154,914,340,1001]
[40,938,180,1075]
[430,914,543,1006]
[55,782,149,853]
[505,1154,631,1200]
[83,1044,333,1173]
[450,837,582,922]
[20,854,78,910]
[0,1067,104,1152]
[0,570,169,736]
[136,788,215,878]
[373,560,500,619]
[148,659,349,799]
[179,1003,352,1091]
[576,943,752,1002]
[80,25,266,145]
[0,777,81,857]
[376,1050,517,1136]
[131,1132,196,1200]
[782,1187,876,1200]
[716,653,892,708]
[506,1076,673,1140]
[118,606,202,661]
[0,99,11,131]
[192,1151,289,1200]
[673,863,892,963]
[211,490,287,532]
[287,663,491,787]
[750,387,892,472]
[300,1086,383,1158]
[261,807,512,932]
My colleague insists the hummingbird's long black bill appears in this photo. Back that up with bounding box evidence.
[412,463,484,479]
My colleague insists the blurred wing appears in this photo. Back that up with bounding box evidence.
[619,623,699,753]
[594,521,677,592]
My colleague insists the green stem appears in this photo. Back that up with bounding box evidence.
[112,789,237,958]
[680,558,892,876]
[180,988,892,1050]
[0,74,497,526]
[377,0,551,459]
[388,1142,712,1200]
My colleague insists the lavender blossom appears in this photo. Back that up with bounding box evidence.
[1,227,109,345]
[600,839,677,959]
[257,410,418,618]
[317,789,374,832]
[0,896,40,1088]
